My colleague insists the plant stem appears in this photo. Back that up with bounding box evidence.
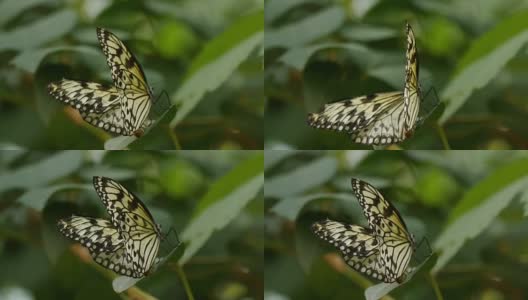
[168,128,182,150]
[428,273,444,300]
[175,264,195,300]
[435,123,451,150]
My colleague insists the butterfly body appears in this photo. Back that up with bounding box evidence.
[58,177,162,278]
[312,178,415,283]
[307,22,421,145]
[48,28,153,136]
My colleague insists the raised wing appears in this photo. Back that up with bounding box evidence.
[92,177,158,232]
[350,178,414,282]
[92,176,161,276]
[403,22,420,133]
[350,178,410,234]
[96,27,150,92]
[97,28,153,135]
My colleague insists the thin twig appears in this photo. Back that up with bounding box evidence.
[175,264,195,300]
[435,123,451,150]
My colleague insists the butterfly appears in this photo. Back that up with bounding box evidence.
[312,178,416,283]
[307,22,421,145]
[48,28,153,137]
[58,176,170,278]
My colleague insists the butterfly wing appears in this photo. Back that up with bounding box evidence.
[91,245,142,278]
[121,89,152,136]
[92,176,161,276]
[97,28,152,135]
[312,219,379,257]
[48,79,120,114]
[48,79,132,135]
[350,178,414,282]
[117,210,161,277]
[308,24,422,145]
[403,22,420,133]
[308,92,411,145]
[312,219,393,282]
[57,215,145,277]
[372,218,414,283]
[57,216,124,253]
[96,28,150,92]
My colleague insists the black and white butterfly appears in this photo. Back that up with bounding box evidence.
[58,176,180,278]
[312,178,416,283]
[307,22,421,145]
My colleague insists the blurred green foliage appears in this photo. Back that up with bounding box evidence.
[265,150,528,299]
[265,0,528,149]
[0,0,264,149]
[0,150,264,300]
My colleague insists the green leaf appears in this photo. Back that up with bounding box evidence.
[265,0,317,24]
[0,151,83,193]
[521,190,528,217]
[178,153,263,264]
[18,183,89,211]
[0,0,49,27]
[448,157,528,221]
[340,24,398,42]
[170,10,263,126]
[278,42,369,71]
[265,156,338,198]
[264,150,297,171]
[432,159,528,273]
[11,46,98,74]
[439,11,528,123]
[265,6,345,49]
[0,10,76,51]
[271,193,355,221]
[194,153,263,215]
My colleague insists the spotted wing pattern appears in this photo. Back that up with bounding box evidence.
[312,178,416,283]
[58,216,124,253]
[403,22,420,134]
[47,80,129,135]
[312,219,378,257]
[58,216,139,277]
[96,28,152,135]
[312,219,391,282]
[57,177,163,278]
[92,176,162,276]
[307,22,421,145]
[48,28,152,136]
